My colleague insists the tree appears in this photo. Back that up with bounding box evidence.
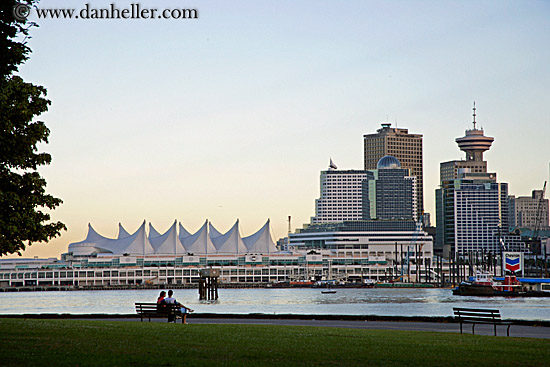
[1,0,65,256]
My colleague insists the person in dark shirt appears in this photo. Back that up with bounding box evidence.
[156,291,167,311]
[157,291,166,304]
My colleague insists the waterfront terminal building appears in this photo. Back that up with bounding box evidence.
[289,220,433,282]
[0,217,433,288]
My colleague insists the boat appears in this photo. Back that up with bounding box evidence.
[453,272,550,297]
[289,280,314,287]
[453,272,497,296]
[316,279,337,293]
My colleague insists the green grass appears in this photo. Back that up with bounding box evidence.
[0,319,548,366]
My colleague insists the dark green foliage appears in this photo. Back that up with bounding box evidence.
[0,1,35,79]
[0,0,65,256]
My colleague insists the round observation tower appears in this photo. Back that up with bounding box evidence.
[455,102,494,161]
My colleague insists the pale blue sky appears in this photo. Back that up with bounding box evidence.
[8,0,550,258]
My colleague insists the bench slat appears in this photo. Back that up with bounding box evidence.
[455,312,500,319]
[453,307,500,313]
[460,317,502,324]
[453,307,512,336]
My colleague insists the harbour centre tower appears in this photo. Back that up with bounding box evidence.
[436,105,513,256]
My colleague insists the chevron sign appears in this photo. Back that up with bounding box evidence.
[503,252,522,273]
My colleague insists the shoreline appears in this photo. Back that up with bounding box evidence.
[0,282,442,292]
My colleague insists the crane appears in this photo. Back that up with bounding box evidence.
[532,181,547,255]
[403,212,424,281]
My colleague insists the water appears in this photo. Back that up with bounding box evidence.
[1,288,549,321]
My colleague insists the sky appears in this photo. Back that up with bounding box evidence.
[5,0,550,259]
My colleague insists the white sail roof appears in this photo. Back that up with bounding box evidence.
[243,219,278,254]
[68,223,116,256]
[69,219,277,256]
[148,223,161,239]
[84,223,110,243]
[102,221,155,255]
[212,220,248,254]
[118,223,131,239]
[179,223,192,239]
[150,220,186,255]
[182,220,217,255]
[208,222,223,239]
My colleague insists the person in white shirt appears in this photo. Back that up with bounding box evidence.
[164,289,194,323]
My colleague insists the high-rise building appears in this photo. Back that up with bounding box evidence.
[436,170,510,255]
[435,105,515,256]
[362,155,417,221]
[312,160,368,223]
[364,123,423,218]
[509,190,549,230]
[453,176,509,254]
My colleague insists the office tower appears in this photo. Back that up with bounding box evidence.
[509,190,549,230]
[312,160,368,223]
[436,170,510,255]
[364,123,423,218]
[454,175,509,254]
[362,155,417,221]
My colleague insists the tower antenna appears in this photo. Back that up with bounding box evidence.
[472,101,477,130]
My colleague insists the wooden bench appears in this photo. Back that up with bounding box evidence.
[135,302,183,323]
[453,307,513,336]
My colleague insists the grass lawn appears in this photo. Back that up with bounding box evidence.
[0,318,548,366]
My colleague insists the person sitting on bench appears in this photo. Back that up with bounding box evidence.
[164,289,194,323]
[156,291,167,311]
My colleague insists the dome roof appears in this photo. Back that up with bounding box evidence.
[377,155,401,169]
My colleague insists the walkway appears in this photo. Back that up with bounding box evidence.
[187,318,550,339]
[30,314,549,339]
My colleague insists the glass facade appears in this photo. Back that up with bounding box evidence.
[298,220,417,233]
[362,168,416,221]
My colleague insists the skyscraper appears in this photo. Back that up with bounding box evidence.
[509,190,549,230]
[364,123,423,218]
[436,170,511,255]
[312,160,368,223]
[362,156,417,221]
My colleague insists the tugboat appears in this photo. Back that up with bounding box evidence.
[453,273,550,297]
[453,272,523,296]
[453,272,496,296]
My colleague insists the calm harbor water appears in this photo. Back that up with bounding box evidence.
[1,288,549,321]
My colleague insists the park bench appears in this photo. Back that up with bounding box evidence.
[453,307,513,336]
[135,302,183,323]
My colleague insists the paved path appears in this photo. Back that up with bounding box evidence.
[83,316,550,339]
[191,318,550,338]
